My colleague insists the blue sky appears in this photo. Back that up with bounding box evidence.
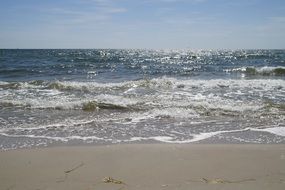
[1,0,285,49]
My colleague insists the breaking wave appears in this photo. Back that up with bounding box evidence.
[225,66,285,76]
[1,78,284,115]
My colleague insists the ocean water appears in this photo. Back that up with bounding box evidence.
[0,49,285,150]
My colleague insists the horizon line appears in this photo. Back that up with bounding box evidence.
[1,48,285,51]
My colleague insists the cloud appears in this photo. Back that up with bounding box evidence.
[46,0,127,24]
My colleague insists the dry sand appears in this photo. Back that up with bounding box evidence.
[0,144,285,190]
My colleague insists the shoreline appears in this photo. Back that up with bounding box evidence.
[1,144,285,190]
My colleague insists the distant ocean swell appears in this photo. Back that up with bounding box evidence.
[224,66,285,76]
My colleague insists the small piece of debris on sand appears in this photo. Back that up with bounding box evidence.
[64,162,84,174]
[103,177,126,185]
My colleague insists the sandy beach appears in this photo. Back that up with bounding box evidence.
[0,144,285,190]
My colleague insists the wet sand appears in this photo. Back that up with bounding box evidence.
[0,144,285,190]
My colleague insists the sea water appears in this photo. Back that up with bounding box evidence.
[0,49,285,150]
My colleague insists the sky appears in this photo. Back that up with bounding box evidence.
[0,0,285,49]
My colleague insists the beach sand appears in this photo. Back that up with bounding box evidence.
[0,144,285,190]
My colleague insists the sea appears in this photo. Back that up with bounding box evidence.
[0,49,285,150]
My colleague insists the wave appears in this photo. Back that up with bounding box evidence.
[0,80,133,92]
[0,99,138,111]
[0,133,109,142]
[264,101,285,111]
[1,77,285,91]
[235,53,274,60]
[0,95,271,114]
[127,126,285,143]
[1,78,285,114]
[82,101,132,111]
[225,66,285,76]
[1,126,284,144]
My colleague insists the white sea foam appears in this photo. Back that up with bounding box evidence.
[1,78,284,115]
[0,133,68,141]
[0,81,9,85]
[128,127,285,143]
[0,94,138,110]
[1,126,285,145]
[95,94,138,107]
[128,129,248,143]
[0,133,111,142]
[146,107,199,119]
[250,127,285,137]
[18,78,285,93]
[129,136,174,142]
